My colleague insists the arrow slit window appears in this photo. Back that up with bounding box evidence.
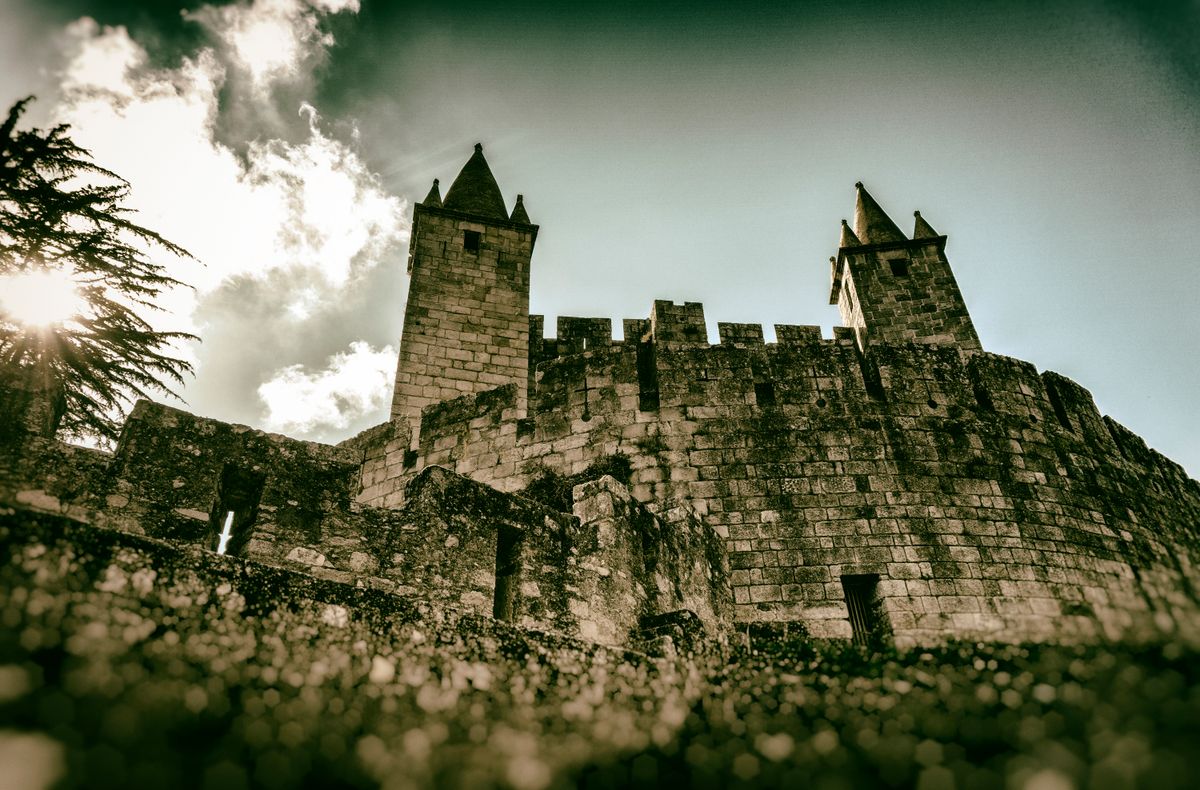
[209,464,266,557]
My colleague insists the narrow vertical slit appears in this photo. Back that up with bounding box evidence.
[576,374,592,422]
[208,464,266,557]
[811,363,828,408]
[970,373,995,412]
[637,509,659,578]
[854,347,887,401]
[216,511,235,555]
[752,360,776,406]
[1043,378,1074,432]
[1104,418,1128,460]
[923,382,938,410]
[493,525,522,622]
[636,340,659,411]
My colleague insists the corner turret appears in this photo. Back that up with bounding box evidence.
[912,210,938,240]
[509,194,531,225]
[422,178,442,208]
[829,183,980,352]
[839,218,862,248]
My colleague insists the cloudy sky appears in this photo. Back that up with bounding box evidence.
[2,0,1198,477]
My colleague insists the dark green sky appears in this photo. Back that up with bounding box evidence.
[3,0,1198,475]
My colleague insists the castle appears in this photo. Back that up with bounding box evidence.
[3,144,1199,650]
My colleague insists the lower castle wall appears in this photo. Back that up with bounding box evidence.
[0,508,693,788]
[353,334,1200,646]
[2,390,729,647]
[96,401,379,571]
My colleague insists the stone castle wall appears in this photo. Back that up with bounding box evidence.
[5,142,1196,655]
[350,300,1200,646]
[1,379,730,647]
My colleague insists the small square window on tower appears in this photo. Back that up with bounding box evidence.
[463,230,481,253]
[754,381,776,406]
[888,257,909,277]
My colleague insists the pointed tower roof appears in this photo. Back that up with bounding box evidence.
[853,182,907,244]
[422,178,442,207]
[912,210,938,239]
[839,218,863,248]
[442,143,508,220]
[509,193,531,225]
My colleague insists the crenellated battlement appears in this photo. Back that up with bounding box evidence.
[529,306,850,370]
[340,300,1200,645]
[650,300,708,345]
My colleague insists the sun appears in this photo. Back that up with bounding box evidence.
[0,267,88,327]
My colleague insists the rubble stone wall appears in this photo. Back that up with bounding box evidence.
[2,382,728,646]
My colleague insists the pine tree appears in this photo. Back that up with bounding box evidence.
[0,96,197,443]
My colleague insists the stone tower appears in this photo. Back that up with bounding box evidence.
[829,183,980,352]
[390,144,539,432]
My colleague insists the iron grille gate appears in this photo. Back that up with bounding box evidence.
[842,574,879,645]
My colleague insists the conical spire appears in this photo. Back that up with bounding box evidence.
[853,182,906,244]
[422,178,442,207]
[839,218,862,248]
[509,193,531,224]
[443,143,508,220]
[912,210,938,239]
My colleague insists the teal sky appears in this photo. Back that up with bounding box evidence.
[2,0,1198,476]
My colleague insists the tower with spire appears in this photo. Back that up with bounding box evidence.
[390,143,538,432]
[830,183,980,352]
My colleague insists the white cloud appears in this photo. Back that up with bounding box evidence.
[257,341,396,434]
[187,0,359,99]
[59,18,144,100]
[57,9,406,307]
[47,1,408,438]
[310,0,362,12]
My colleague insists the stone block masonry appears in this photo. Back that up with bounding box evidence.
[390,203,537,432]
[831,218,981,352]
[5,156,1199,652]
[354,307,1200,647]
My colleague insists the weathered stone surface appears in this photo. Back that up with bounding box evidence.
[2,509,1197,790]
[351,331,1200,646]
[286,546,327,566]
[349,550,378,574]
[3,154,1199,649]
[389,158,537,431]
